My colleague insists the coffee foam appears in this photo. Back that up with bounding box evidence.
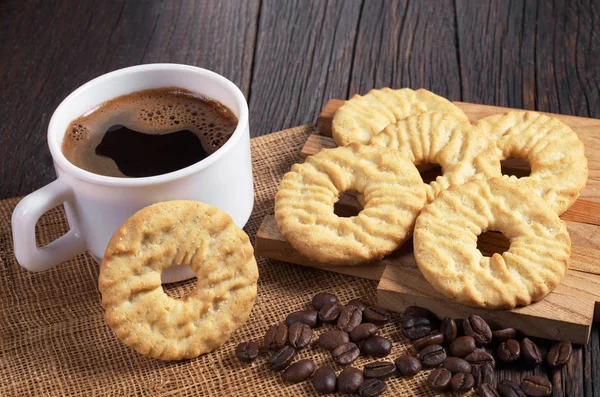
[65,88,236,153]
[62,87,238,176]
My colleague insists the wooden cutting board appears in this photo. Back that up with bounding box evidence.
[255,99,600,344]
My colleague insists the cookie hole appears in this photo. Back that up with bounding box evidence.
[477,231,510,256]
[162,272,197,299]
[334,192,363,218]
[418,163,443,184]
[501,157,531,178]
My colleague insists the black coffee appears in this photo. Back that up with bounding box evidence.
[62,87,238,177]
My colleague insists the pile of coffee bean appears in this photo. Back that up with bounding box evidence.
[400,306,571,396]
[234,294,572,396]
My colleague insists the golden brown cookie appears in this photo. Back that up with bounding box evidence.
[275,143,427,266]
[414,178,571,310]
[370,112,501,202]
[98,201,258,361]
[473,111,588,215]
[331,88,468,146]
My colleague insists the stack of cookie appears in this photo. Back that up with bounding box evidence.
[275,88,588,310]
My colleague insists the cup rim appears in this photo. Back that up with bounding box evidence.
[48,63,249,187]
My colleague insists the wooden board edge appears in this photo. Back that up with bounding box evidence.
[256,213,598,343]
[376,265,595,344]
[377,286,592,345]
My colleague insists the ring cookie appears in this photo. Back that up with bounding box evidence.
[473,111,588,215]
[332,88,468,146]
[99,200,259,361]
[275,143,427,266]
[414,178,570,310]
[370,112,501,202]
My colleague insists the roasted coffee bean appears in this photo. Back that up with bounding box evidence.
[347,298,368,311]
[269,346,296,371]
[332,342,360,365]
[456,318,466,336]
[312,292,338,310]
[471,363,494,388]
[317,329,350,351]
[288,323,312,349]
[363,306,391,325]
[521,338,542,366]
[419,344,447,367]
[338,305,363,333]
[463,315,492,346]
[264,323,288,351]
[363,361,396,379]
[443,357,471,373]
[497,339,520,363]
[359,378,387,397]
[427,368,452,392]
[313,366,337,394]
[319,302,342,324]
[465,350,495,368]
[492,328,518,342]
[449,336,477,357]
[520,376,552,397]
[403,306,437,322]
[547,341,572,367]
[286,310,319,328]
[441,317,458,343]
[338,367,364,394]
[235,341,260,363]
[402,316,434,339]
[350,323,379,342]
[282,359,315,383]
[497,379,526,397]
[478,383,501,397]
[360,336,392,358]
[451,372,475,392]
[395,355,422,376]
[413,332,444,351]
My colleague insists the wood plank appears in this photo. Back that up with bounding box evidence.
[254,213,599,343]
[377,264,596,344]
[247,0,361,136]
[455,1,538,110]
[317,99,342,135]
[0,0,260,199]
[532,1,600,118]
[348,0,461,99]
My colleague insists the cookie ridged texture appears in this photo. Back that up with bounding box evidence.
[275,143,427,266]
[473,111,588,215]
[98,200,258,361]
[332,88,469,146]
[370,112,501,202]
[414,178,571,310]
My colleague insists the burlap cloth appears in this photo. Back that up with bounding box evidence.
[0,125,444,396]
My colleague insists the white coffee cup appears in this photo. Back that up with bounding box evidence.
[11,64,253,283]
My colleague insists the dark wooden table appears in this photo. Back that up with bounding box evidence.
[1,1,599,396]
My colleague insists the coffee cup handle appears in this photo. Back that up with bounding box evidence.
[12,178,86,272]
